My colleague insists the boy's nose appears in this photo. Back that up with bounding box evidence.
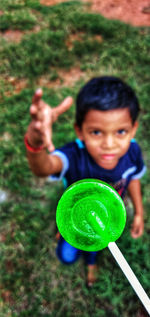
[101,135,115,149]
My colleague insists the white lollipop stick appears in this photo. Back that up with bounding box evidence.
[108,242,150,315]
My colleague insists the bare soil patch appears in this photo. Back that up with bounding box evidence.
[0,30,24,43]
[66,32,103,50]
[2,67,85,98]
[3,77,28,97]
[87,0,150,27]
[0,25,41,43]
[40,0,68,5]
[36,66,86,88]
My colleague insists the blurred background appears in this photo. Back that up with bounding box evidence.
[0,0,150,316]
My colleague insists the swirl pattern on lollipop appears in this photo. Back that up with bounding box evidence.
[56,179,126,251]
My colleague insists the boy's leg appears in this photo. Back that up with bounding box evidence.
[56,237,82,265]
[83,252,98,287]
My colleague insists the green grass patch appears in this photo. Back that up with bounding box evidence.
[0,0,26,10]
[0,9,38,31]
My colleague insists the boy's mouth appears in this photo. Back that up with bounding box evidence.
[101,154,116,160]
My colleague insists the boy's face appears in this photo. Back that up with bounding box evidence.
[75,108,138,170]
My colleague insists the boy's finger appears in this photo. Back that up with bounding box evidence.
[53,96,73,119]
[30,104,38,117]
[32,88,43,105]
[45,127,55,152]
[45,131,55,152]
[47,142,55,153]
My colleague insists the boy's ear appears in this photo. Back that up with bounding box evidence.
[131,121,139,138]
[74,124,83,140]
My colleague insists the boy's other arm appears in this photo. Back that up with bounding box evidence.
[128,179,144,239]
[25,88,73,176]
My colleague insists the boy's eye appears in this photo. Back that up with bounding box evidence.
[91,130,101,136]
[117,129,127,135]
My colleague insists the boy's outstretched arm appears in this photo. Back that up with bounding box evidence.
[128,179,144,239]
[25,89,73,177]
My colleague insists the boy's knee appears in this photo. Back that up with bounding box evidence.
[56,249,77,264]
[56,238,81,265]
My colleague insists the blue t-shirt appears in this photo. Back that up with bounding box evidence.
[50,139,146,198]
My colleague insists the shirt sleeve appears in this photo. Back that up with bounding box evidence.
[49,150,69,181]
[48,142,76,182]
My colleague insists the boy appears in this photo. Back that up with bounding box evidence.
[25,76,146,287]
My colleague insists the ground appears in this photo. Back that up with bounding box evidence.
[2,0,150,44]
[1,0,150,96]
[42,0,150,26]
[0,2,150,316]
[84,0,150,26]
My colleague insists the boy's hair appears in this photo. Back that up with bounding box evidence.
[76,76,140,127]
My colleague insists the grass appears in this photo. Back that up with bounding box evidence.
[0,0,150,316]
[0,9,38,31]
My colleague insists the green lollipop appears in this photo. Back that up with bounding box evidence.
[56,179,150,315]
[56,179,126,251]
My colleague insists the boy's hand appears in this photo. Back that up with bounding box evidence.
[27,88,73,152]
[130,215,144,239]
